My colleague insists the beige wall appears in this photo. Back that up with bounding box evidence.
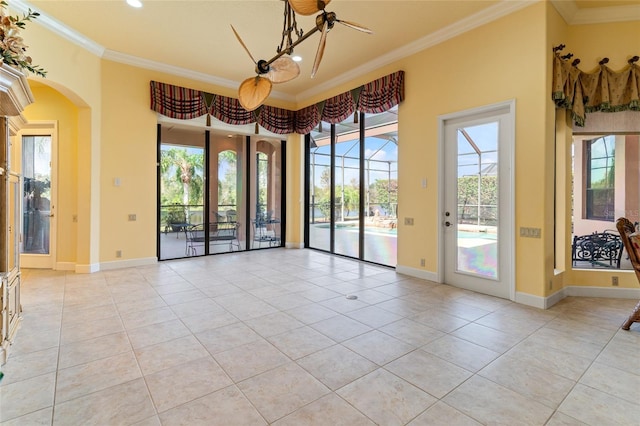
[395,2,550,298]
[16,2,640,301]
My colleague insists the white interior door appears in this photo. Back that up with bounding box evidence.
[441,102,514,300]
[19,123,57,269]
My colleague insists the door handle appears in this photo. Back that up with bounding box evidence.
[49,214,54,218]
[445,221,451,227]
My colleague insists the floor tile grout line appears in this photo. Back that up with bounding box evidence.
[48,270,70,425]
[10,252,640,425]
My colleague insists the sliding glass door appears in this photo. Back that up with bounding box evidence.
[158,125,284,260]
[306,107,398,267]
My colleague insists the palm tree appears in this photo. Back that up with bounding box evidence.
[161,147,204,225]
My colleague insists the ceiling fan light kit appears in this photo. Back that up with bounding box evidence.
[233,0,372,111]
[289,0,332,16]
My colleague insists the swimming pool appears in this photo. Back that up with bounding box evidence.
[313,223,398,235]
[458,230,497,240]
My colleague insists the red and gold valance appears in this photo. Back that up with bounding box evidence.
[150,71,404,135]
[552,50,639,127]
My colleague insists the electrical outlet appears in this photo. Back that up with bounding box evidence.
[520,227,542,238]
[128,214,137,221]
[420,258,425,267]
[116,250,122,258]
[612,276,619,286]
[404,217,414,226]
[549,280,553,290]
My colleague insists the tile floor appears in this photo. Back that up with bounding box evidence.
[0,248,639,425]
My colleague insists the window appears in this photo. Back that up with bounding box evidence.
[585,136,615,221]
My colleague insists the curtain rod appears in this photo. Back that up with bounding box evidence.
[552,44,639,68]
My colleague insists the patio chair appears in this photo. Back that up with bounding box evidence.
[571,230,624,268]
[252,218,280,248]
[225,209,237,222]
[615,217,640,330]
[185,222,240,255]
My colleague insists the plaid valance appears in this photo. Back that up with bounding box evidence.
[150,71,404,135]
[552,51,640,127]
[149,82,208,120]
[321,91,356,124]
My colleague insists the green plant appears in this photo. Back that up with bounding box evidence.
[0,1,47,77]
[165,206,186,226]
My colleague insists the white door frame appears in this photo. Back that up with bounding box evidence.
[18,121,58,269]
[437,100,516,301]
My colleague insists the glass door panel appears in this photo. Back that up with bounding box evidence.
[159,127,205,260]
[333,127,360,258]
[308,138,331,252]
[363,119,398,266]
[251,138,283,249]
[455,122,499,279]
[210,134,246,253]
[21,135,52,255]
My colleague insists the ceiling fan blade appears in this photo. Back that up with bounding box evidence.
[231,24,257,64]
[336,19,373,34]
[311,20,328,78]
[266,56,300,84]
[238,76,272,111]
[288,0,331,16]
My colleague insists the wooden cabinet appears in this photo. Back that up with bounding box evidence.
[1,166,22,365]
[0,64,34,366]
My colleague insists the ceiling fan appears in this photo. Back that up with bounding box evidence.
[233,0,372,111]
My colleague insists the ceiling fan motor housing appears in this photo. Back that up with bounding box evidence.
[256,59,270,74]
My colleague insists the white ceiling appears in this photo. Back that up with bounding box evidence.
[13,0,640,105]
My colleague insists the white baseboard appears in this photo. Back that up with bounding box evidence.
[100,257,157,271]
[518,286,640,310]
[563,285,640,299]
[514,292,547,309]
[545,289,567,309]
[515,290,565,309]
[395,265,439,283]
[285,242,304,249]
[75,263,100,274]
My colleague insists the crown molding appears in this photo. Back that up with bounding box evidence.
[11,0,105,57]
[296,0,538,102]
[550,0,640,24]
[102,50,294,102]
[550,0,578,24]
